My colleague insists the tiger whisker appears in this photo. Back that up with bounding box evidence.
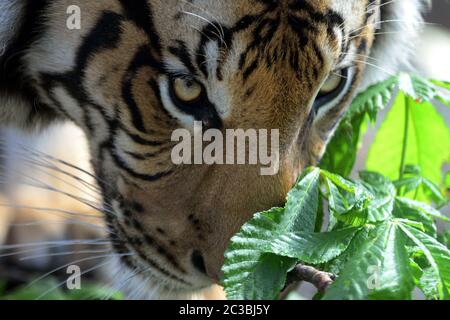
[352,59,396,77]
[21,157,101,195]
[128,276,150,300]
[35,255,129,300]
[102,266,146,300]
[0,203,104,220]
[347,31,412,42]
[336,0,400,30]
[20,248,113,262]
[0,151,101,195]
[0,238,111,250]
[181,11,228,49]
[180,0,225,41]
[0,242,110,259]
[0,176,114,216]
[5,159,102,202]
[0,138,108,189]
[8,219,106,231]
[27,252,132,291]
[349,19,432,37]
[339,52,382,62]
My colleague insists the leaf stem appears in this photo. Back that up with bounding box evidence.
[398,97,411,195]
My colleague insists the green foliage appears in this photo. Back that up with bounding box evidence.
[222,73,450,300]
[222,168,322,300]
[320,76,397,176]
[0,279,123,300]
[366,96,449,202]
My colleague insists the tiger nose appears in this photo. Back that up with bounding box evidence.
[191,250,207,275]
[190,249,224,282]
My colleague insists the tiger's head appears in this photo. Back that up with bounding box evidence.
[0,0,427,298]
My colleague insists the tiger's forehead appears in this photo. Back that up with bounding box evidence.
[149,0,376,123]
[152,0,375,76]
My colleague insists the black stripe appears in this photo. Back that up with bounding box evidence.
[168,41,198,76]
[0,0,57,126]
[109,144,173,182]
[121,45,162,133]
[195,22,232,78]
[118,0,162,53]
[114,222,189,284]
[38,11,124,134]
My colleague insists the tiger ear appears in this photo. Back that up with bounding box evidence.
[303,0,429,165]
[0,0,59,131]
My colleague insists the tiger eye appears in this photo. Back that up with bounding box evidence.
[320,72,345,95]
[172,77,203,103]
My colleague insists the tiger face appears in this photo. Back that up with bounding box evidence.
[0,0,426,298]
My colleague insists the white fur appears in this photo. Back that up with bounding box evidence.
[362,0,430,87]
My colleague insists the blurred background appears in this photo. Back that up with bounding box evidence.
[417,0,450,79]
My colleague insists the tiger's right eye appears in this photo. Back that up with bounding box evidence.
[171,77,203,103]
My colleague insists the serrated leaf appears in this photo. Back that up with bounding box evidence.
[393,198,437,237]
[240,253,295,300]
[398,73,436,102]
[396,197,450,223]
[394,167,447,205]
[359,171,396,222]
[323,173,372,227]
[326,179,368,227]
[419,267,441,300]
[430,79,450,107]
[282,168,321,233]
[399,224,450,299]
[323,222,415,300]
[438,230,450,249]
[349,76,398,121]
[269,228,360,264]
[222,169,321,300]
[221,207,296,300]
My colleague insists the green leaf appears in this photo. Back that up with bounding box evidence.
[394,164,447,204]
[221,208,296,300]
[399,224,450,299]
[393,198,437,237]
[421,178,447,205]
[396,197,450,223]
[431,79,450,91]
[366,92,450,198]
[241,253,295,300]
[321,76,397,176]
[359,171,396,222]
[281,168,321,233]
[430,79,450,107]
[438,230,450,250]
[269,228,360,264]
[326,179,368,227]
[398,73,436,102]
[419,267,441,300]
[322,172,373,227]
[323,222,415,300]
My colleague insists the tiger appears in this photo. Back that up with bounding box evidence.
[0,0,429,299]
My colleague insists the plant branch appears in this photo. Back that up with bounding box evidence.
[398,96,411,195]
[285,264,336,294]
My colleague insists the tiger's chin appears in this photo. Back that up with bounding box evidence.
[106,256,226,300]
